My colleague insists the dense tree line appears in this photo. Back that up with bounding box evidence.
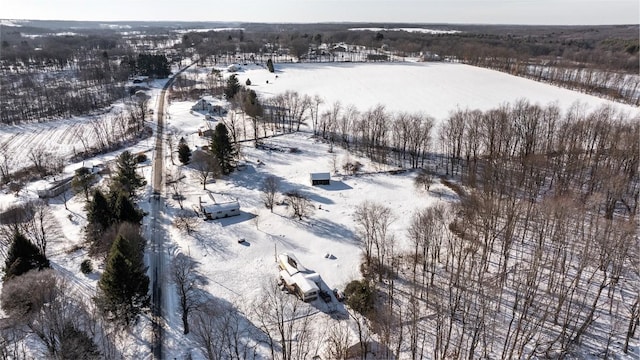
[123,53,171,78]
[341,99,639,358]
[85,151,146,256]
[84,150,149,330]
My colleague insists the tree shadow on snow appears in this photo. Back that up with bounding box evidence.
[293,217,357,246]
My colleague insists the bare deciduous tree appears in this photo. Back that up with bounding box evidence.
[414,168,436,191]
[192,150,220,190]
[173,210,199,235]
[322,318,352,360]
[261,176,280,212]
[284,191,312,220]
[192,301,256,360]
[172,253,204,335]
[22,200,60,256]
[253,283,315,360]
[168,167,185,209]
[354,201,394,280]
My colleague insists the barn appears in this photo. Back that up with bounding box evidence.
[310,172,331,186]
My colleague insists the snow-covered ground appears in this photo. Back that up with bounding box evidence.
[1,61,637,358]
[349,27,462,34]
[226,62,639,122]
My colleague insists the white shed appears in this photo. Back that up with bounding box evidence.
[310,172,331,186]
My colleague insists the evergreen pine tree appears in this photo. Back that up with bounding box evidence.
[224,74,241,99]
[3,231,49,281]
[266,58,275,73]
[97,234,149,327]
[71,167,96,201]
[243,89,263,119]
[110,151,145,198]
[85,189,113,243]
[113,192,143,225]
[177,138,191,165]
[210,123,236,175]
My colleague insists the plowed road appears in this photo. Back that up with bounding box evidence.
[150,63,193,359]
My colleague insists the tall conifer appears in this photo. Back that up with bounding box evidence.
[113,192,143,225]
[210,123,236,175]
[3,231,49,281]
[97,234,149,326]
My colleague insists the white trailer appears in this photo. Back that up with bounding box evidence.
[277,253,320,302]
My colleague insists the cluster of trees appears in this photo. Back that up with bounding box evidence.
[81,151,149,329]
[348,195,637,357]
[312,101,434,167]
[0,68,126,124]
[438,100,638,219]
[170,123,236,200]
[122,54,171,78]
[0,203,111,357]
[85,151,146,256]
[339,100,638,358]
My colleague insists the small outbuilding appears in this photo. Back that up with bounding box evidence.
[310,172,331,186]
[37,176,74,199]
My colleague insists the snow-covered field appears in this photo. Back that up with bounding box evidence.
[227,62,639,121]
[349,27,462,34]
[1,61,637,358]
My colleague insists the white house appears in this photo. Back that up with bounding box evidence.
[191,96,226,115]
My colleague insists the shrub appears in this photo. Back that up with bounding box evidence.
[342,161,363,175]
[80,259,93,274]
[178,142,191,165]
[344,279,375,315]
[135,153,148,163]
